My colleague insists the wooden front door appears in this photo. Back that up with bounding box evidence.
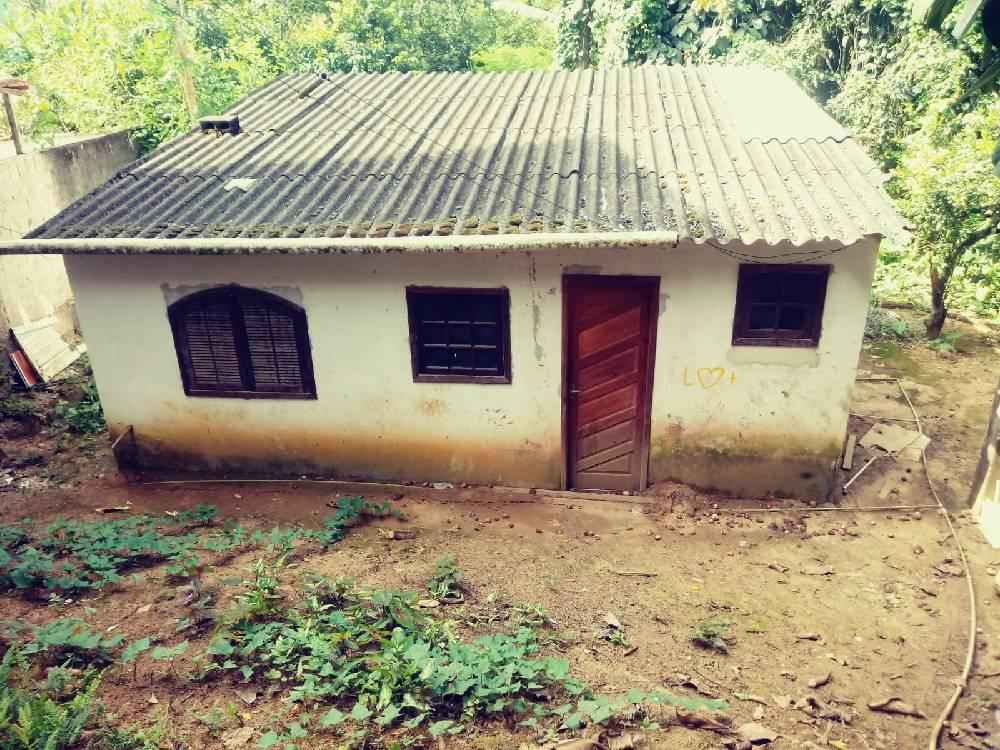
[565,275,658,492]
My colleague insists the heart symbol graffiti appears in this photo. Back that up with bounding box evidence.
[697,367,726,388]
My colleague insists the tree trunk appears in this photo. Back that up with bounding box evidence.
[173,0,199,123]
[925,263,947,339]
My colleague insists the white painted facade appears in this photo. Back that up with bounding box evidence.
[65,237,878,499]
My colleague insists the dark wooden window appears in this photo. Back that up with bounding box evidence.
[168,286,316,399]
[732,264,830,347]
[406,287,511,384]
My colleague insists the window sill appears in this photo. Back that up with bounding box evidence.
[726,346,820,368]
[412,374,512,385]
[183,389,318,400]
[732,336,819,348]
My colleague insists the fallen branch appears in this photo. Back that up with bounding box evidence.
[611,569,659,577]
[869,697,927,719]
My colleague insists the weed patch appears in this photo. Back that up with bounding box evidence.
[17,618,124,668]
[0,499,398,600]
[199,570,724,746]
[0,647,100,750]
[56,382,105,434]
[0,513,205,597]
[312,496,404,547]
[427,554,465,602]
[690,620,732,654]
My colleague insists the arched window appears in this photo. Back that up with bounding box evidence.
[168,286,316,399]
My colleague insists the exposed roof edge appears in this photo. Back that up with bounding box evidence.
[0,232,683,257]
[0,232,886,258]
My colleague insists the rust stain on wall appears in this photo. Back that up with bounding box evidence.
[110,417,562,489]
[418,399,447,416]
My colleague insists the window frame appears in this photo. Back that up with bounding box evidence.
[405,286,512,384]
[731,264,831,348]
[168,285,317,400]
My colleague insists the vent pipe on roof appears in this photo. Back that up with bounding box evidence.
[199,115,240,136]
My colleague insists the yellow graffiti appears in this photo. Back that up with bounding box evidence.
[683,367,737,388]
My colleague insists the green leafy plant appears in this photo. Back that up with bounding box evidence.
[56,383,105,434]
[91,725,165,750]
[0,511,215,597]
[164,554,202,582]
[0,646,101,750]
[151,640,189,678]
[927,331,962,352]
[690,620,731,654]
[0,397,39,421]
[427,554,465,602]
[864,305,911,340]
[310,496,404,548]
[233,558,286,620]
[18,618,124,667]
[199,574,725,742]
[168,504,219,528]
[513,603,553,628]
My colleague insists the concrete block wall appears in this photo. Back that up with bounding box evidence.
[0,131,137,335]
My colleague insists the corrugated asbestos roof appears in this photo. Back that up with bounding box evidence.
[27,66,905,246]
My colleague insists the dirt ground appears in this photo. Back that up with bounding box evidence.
[1,314,999,750]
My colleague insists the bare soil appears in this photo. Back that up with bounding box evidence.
[1,315,998,750]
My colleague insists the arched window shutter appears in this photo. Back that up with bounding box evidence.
[177,291,244,391]
[169,286,316,399]
[240,295,306,392]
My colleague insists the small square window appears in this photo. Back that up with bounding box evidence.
[406,287,511,383]
[732,265,830,348]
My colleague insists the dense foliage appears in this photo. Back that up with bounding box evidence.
[2,0,996,331]
[557,0,1000,332]
[0,0,554,152]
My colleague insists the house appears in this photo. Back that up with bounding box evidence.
[0,66,905,499]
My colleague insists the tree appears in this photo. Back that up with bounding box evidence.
[0,0,525,153]
[330,0,497,73]
[895,100,1000,337]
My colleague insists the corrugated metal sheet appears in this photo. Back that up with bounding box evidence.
[27,66,905,246]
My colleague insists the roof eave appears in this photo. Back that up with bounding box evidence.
[0,232,684,257]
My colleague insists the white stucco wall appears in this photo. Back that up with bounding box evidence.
[65,237,878,498]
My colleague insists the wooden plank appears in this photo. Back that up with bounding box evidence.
[9,350,39,387]
[11,319,81,382]
[842,433,857,471]
[2,93,23,155]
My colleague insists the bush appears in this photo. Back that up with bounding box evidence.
[864,305,912,340]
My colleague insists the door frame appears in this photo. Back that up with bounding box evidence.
[560,274,660,492]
